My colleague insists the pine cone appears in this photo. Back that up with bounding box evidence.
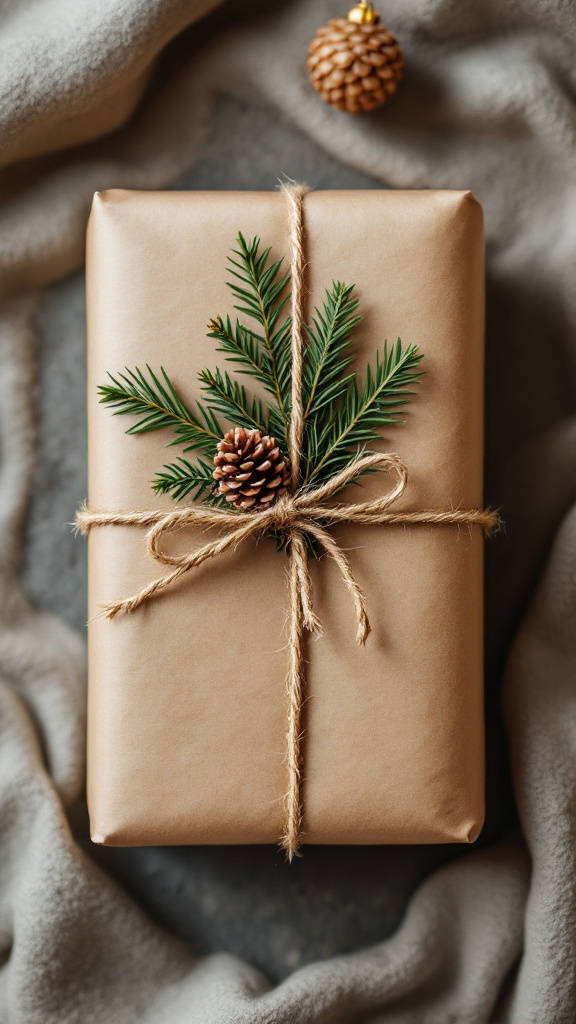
[307,16,403,114]
[213,427,291,511]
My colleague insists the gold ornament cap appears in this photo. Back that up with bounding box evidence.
[347,0,380,24]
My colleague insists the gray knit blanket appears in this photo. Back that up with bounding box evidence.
[0,0,575,1020]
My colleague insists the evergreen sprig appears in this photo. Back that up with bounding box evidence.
[100,234,424,504]
[98,366,221,455]
[198,367,271,435]
[224,232,292,425]
[302,281,360,420]
[152,457,219,503]
[304,339,423,487]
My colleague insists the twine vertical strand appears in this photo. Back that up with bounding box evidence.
[283,529,306,859]
[282,182,309,490]
[281,182,309,858]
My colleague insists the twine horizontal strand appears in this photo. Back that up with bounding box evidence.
[77,449,499,627]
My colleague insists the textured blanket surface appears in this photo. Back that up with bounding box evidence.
[1,0,575,1021]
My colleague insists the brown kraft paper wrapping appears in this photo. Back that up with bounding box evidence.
[86,189,485,847]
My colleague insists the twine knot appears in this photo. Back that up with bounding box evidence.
[269,494,299,531]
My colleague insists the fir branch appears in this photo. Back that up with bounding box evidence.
[226,233,291,423]
[302,280,360,419]
[98,366,221,455]
[152,456,223,504]
[198,366,272,435]
[304,339,424,487]
[208,315,280,401]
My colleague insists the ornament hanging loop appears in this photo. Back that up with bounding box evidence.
[347,0,380,25]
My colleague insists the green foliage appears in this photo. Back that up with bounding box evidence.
[207,315,277,398]
[302,281,360,420]
[152,457,221,503]
[99,233,424,505]
[198,366,285,444]
[98,366,221,456]
[304,339,424,487]
[222,232,292,422]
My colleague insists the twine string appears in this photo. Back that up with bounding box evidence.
[284,181,309,858]
[76,452,497,625]
[76,185,500,859]
[285,182,309,490]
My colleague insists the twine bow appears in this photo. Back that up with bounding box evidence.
[76,184,499,859]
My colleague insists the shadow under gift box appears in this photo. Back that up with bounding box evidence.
[86,188,485,847]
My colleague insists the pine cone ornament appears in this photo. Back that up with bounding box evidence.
[307,1,403,114]
[213,427,291,511]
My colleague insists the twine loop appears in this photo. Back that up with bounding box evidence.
[76,184,499,859]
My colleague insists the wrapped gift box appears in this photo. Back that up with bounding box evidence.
[86,188,485,846]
